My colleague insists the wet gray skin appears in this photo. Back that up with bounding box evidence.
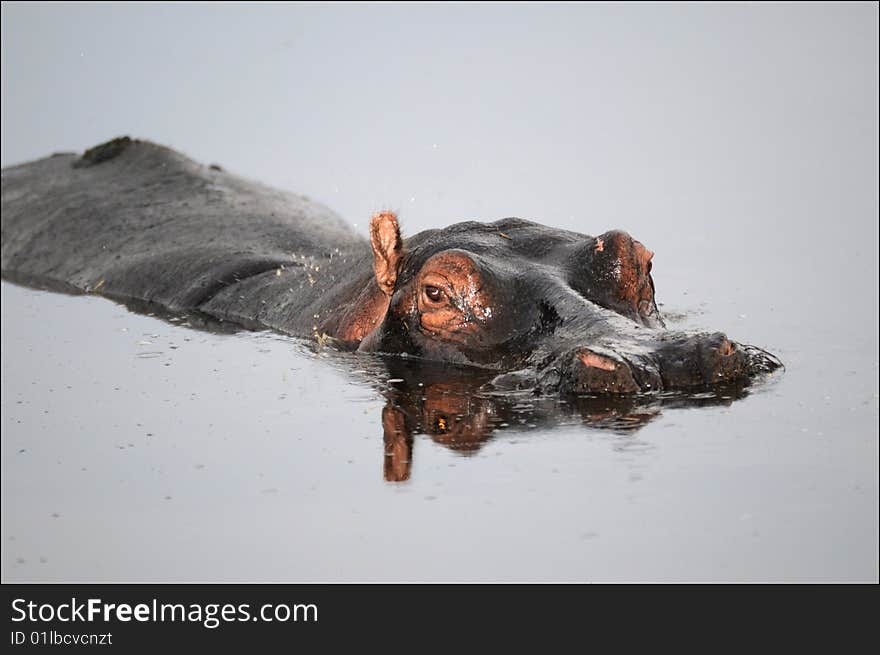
[1,137,781,394]
[355,219,781,393]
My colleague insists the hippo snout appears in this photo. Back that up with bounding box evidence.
[655,332,750,389]
[546,331,780,395]
[555,349,643,394]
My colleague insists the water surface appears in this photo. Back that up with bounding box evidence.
[2,279,876,581]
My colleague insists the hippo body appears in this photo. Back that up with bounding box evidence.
[1,137,781,394]
[1,137,366,338]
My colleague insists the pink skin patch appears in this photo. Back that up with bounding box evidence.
[577,350,618,371]
[595,238,604,253]
[718,338,736,357]
[634,240,653,270]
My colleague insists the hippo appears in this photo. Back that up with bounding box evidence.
[1,137,781,399]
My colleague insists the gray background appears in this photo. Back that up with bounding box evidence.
[2,2,877,581]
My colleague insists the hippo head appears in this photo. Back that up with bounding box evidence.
[345,212,780,394]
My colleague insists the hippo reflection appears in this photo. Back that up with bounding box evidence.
[1,137,781,398]
[367,357,752,481]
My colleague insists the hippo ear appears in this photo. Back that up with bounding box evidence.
[370,211,403,296]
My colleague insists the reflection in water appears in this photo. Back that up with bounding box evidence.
[362,356,754,482]
[16,284,766,483]
[108,292,764,483]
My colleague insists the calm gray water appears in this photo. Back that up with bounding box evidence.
[2,3,877,581]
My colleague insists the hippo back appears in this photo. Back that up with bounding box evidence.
[1,137,361,313]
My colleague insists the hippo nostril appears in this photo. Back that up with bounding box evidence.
[702,335,748,385]
[656,333,750,389]
[718,338,736,357]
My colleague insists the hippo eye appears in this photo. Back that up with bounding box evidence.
[646,261,653,274]
[423,285,445,303]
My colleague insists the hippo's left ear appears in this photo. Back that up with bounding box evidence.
[370,211,403,296]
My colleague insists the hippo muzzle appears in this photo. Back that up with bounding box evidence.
[545,333,780,395]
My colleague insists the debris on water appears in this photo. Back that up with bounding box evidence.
[387,378,404,384]
[137,340,152,345]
